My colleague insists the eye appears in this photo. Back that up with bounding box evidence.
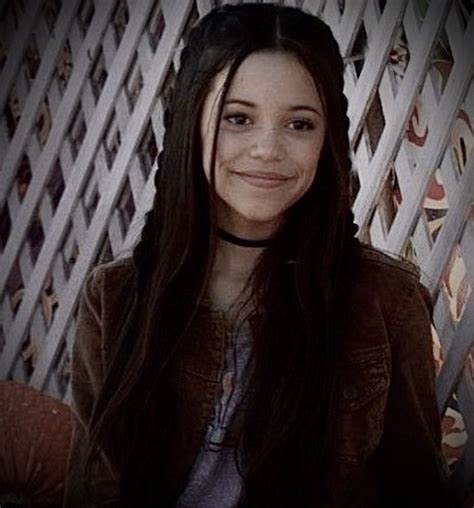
[222,114,251,127]
[288,119,315,131]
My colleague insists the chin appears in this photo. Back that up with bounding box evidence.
[234,210,284,231]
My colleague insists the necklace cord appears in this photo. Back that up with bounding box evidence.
[217,228,272,248]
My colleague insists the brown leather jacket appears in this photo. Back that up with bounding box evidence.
[63,244,450,507]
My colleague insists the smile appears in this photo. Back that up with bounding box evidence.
[234,171,292,189]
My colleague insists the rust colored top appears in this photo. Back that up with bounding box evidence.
[63,243,450,507]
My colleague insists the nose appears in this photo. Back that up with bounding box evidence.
[249,127,284,161]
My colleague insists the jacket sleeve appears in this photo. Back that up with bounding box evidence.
[63,267,119,507]
[377,277,452,506]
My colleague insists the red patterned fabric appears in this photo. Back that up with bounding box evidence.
[0,381,72,505]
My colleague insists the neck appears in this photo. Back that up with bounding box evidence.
[214,235,264,280]
[208,235,264,312]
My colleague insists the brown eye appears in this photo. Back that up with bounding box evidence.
[223,114,251,126]
[289,119,315,131]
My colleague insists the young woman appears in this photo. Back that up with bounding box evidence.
[64,4,450,507]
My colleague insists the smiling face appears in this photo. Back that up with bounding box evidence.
[200,50,326,239]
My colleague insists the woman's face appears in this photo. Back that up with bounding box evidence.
[200,50,326,239]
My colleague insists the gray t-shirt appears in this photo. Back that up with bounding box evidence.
[176,321,252,507]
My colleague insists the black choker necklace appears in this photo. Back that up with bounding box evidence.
[217,227,272,248]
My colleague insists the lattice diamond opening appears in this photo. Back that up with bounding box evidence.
[59,218,79,281]
[147,3,166,52]
[55,40,73,96]
[5,85,21,139]
[0,203,12,254]
[5,260,24,317]
[350,21,368,79]
[47,157,65,213]
[451,80,474,177]
[387,26,409,95]
[429,28,454,98]
[124,52,143,112]
[24,34,41,89]
[0,324,5,356]
[27,207,45,264]
[423,169,449,243]
[457,1,474,28]
[365,89,385,156]
[21,332,38,379]
[377,164,402,234]
[15,153,32,202]
[160,64,177,116]
[77,0,95,37]
[67,103,87,161]
[40,274,58,333]
[442,403,468,472]
[466,342,474,392]
[117,178,136,239]
[441,244,472,328]
[402,236,419,265]
[112,0,130,48]
[41,0,61,34]
[82,177,100,227]
[103,112,121,170]
[0,29,9,74]
[36,98,52,147]
[138,120,158,180]
[90,47,108,104]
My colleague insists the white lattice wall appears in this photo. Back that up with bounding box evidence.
[0,0,473,496]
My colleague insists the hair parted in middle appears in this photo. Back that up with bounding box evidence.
[85,4,361,506]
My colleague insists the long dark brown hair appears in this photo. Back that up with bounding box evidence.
[84,4,361,506]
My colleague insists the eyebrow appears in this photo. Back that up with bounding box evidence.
[224,98,322,117]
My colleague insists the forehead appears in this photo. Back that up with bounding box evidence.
[205,50,322,111]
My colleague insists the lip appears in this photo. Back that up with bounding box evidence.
[234,171,292,189]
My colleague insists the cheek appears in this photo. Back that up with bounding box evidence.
[299,146,322,184]
[212,136,241,181]
[215,132,240,161]
[201,130,237,183]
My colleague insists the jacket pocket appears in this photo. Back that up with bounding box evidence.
[335,344,391,461]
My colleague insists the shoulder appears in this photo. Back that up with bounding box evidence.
[85,256,135,295]
[356,242,421,283]
[344,242,433,357]
[351,242,429,314]
[81,257,136,327]
[89,256,135,280]
[80,257,136,363]
[341,242,432,339]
